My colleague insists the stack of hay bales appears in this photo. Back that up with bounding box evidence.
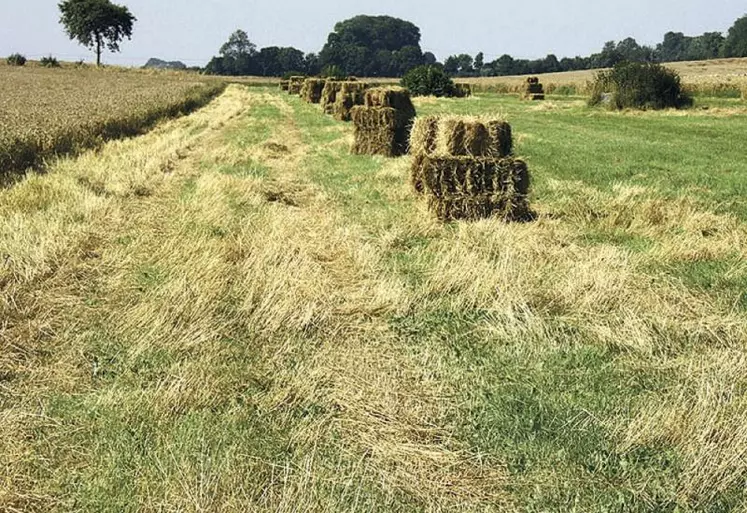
[331,81,369,121]
[279,80,290,92]
[321,80,344,114]
[454,83,473,98]
[409,115,530,221]
[523,77,545,100]
[288,76,306,95]
[350,87,416,157]
[301,78,326,104]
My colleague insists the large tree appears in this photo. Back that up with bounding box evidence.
[319,15,425,76]
[722,15,747,57]
[59,0,135,66]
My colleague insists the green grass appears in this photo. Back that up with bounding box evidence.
[3,86,746,512]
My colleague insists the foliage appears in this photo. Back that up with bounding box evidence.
[320,64,345,80]
[318,15,427,76]
[40,55,61,68]
[58,0,136,66]
[722,15,747,57]
[0,66,224,177]
[401,65,456,97]
[205,30,318,77]
[7,53,27,66]
[589,61,692,110]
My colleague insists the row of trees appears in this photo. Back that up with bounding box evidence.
[444,17,747,77]
[205,16,436,77]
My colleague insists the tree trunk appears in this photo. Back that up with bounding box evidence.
[96,35,102,67]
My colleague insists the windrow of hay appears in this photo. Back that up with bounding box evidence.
[409,115,513,158]
[412,155,531,221]
[523,76,545,100]
[301,78,326,104]
[351,87,416,157]
[288,75,306,95]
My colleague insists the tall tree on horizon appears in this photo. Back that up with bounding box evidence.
[59,0,136,66]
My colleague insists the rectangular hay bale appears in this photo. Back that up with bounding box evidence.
[412,155,531,221]
[409,115,512,158]
[351,105,414,157]
[302,78,326,104]
[332,82,368,121]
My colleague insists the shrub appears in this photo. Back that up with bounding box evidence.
[321,65,346,80]
[401,65,457,97]
[7,53,27,66]
[40,55,61,68]
[589,61,692,110]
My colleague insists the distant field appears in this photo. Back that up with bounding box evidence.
[0,65,225,179]
[1,83,746,511]
[458,57,747,97]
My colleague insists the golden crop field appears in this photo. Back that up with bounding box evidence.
[0,65,226,180]
[458,57,747,97]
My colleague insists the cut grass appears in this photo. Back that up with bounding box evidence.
[1,86,746,511]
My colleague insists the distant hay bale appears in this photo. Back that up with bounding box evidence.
[454,83,473,97]
[409,115,512,160]
[523,78,545,100]
[414,155,531,221]
[301,78,326,103]
[351,88,415,157]
[321,80,344,114]
[288,76,305,95]
[331,82,368,121]
[279,80,290,92]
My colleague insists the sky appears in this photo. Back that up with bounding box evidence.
[1,0,745,67]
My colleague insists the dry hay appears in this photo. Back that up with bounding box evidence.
[321,80,344,114]
[332,82,369,122]
[351,90,416,157]
[523,78,545,100]
[409,115,513,159]
[288,76,306,95]
[413,155,531,221]
[454,83,473,98]
[279,80,290,92]
[301,78,326,104]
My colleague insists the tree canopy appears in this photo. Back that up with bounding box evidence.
[722,15,747,57]
[59,0,135,66]
[318,15,427,76]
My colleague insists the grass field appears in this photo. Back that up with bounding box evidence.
[0,65,225,179]
[1,84,746,511]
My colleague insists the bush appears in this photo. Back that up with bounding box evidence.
[401,65,457,97]
[7,53,27,66]
[321,65,346,80]
[589,61,692,110]
[40,55,61,68]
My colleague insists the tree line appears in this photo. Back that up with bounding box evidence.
[206,13,747,78]
[48,1,747,78]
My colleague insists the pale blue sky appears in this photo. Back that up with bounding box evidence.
[1,0,744,66]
